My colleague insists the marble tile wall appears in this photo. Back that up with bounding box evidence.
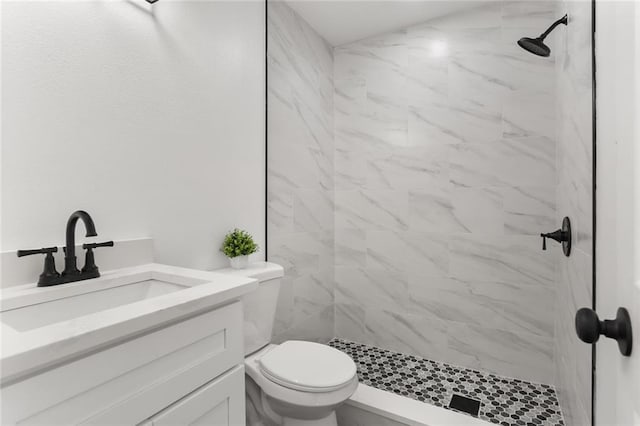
[553,1,593,425]
[267,1,335,343]
[333,1,559,385]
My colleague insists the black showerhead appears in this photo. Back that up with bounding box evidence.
[518,14,568,57]
[517,37,551,57]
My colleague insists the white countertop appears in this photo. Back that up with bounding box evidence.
[0,263,257,384]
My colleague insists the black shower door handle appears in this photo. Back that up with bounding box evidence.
[575,307,633,356]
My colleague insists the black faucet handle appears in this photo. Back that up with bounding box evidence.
[16,246,61,286]
[17,246,58,257]
[82,241,114,250]
[81,241,113,277]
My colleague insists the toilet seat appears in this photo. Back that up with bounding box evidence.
[245,343,359,410]
[258,341,357,393]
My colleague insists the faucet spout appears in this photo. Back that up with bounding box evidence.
[62,210,97,277]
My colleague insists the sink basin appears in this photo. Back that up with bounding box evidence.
[0,268,212,333]
[1,279,187,332]
[0,263,258,383]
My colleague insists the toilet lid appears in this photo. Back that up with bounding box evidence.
[258,341,357,392]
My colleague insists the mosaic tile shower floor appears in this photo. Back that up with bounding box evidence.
[329,339,564,426]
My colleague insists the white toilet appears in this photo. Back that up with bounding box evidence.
[218,262,358,426]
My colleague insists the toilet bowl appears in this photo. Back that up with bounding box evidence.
[245,341,358,426]
[217,262,358,426]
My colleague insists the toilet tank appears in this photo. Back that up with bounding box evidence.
[216,262,284,355]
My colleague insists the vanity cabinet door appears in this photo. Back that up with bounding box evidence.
[143,365,245,426]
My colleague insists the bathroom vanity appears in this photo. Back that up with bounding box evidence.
[0,264,257,425]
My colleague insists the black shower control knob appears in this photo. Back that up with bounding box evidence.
[540,217,572,256]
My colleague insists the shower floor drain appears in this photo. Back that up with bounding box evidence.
[449,394,481,416]
[329,339,564,426]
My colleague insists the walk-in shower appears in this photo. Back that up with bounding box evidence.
[267,1,594,424]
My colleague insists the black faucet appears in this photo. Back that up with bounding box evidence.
[62,210,98,278]
[17,210,113,287]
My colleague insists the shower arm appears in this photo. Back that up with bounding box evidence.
[538,14,568,40]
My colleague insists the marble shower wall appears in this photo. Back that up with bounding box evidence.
[333,2,558,384]
[553,1,593,425]
[267,1,335,343]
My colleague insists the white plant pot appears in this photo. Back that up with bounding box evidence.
[229,255,249,269]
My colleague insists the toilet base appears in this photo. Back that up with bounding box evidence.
[246,375,339,426]
[281,412,336,426]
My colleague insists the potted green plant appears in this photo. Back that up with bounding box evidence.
[221,228,259,269]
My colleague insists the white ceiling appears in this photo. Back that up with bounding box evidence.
[286,1,482,46]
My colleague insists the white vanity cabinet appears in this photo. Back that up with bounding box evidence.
[140,365,245,426]
[2,300,247,426]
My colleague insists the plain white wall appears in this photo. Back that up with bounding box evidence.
[1,0,265,274]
